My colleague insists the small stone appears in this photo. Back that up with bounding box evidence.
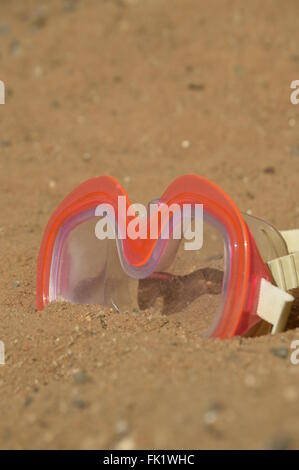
[12,280,20,288]
[244,374,256,387]
[24,396,33,408]
[114,435,136,450]
[115,419,129,435]
[73,370,91,385]
[10,40,22,56]
[270,347,289,359]
[263,166,275,174]
[82,152,91,161]
[268,432,292,450]
[32,7,49,29]
[203,402,223,425]
[288,118,296,128]
[203,410,217,425]
[246,191,255,200]
[188,83,205,91]
[181,140,190,149]
[48,179,56,189]
[72,399,89,409]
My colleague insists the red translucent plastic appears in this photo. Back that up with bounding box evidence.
[36,175,272,338]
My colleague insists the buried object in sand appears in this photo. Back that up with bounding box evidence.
[36,174,299,339]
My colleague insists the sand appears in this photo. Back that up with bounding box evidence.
[0,0,299,449]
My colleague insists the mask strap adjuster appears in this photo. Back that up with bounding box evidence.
[257,229,299,334]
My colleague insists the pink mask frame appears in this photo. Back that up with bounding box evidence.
[36,174,272,338]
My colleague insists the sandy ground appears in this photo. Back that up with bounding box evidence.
[0,0,299,450]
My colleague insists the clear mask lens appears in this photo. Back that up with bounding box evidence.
[50,211,226,336]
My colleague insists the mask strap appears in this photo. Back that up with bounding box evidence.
[267,229,299,291]
[257,229,299,334]
[280,229,299,254]
[257,278,294,334]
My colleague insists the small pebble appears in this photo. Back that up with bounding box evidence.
[72,399,89,409]
[115,419,129,435]
[288,118,296,128]
[268,432,292,450]
[82,152,91,161]
[188,83,205,91]
[32,7,49,29]
[181,140,190,149]
[270,347,289,359]
[10,39,22,56]
[114,435,136,450]
[203,403,224,426]
[263,166,275,174]
[244,374,256,387]
[203,409,217,425]
[73,370,91,385]
[24,396,33,408]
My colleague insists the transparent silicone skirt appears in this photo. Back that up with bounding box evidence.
[36,175,273,339]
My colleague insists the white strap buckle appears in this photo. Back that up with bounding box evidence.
[257,229,299,334]
[257,278,294,334]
